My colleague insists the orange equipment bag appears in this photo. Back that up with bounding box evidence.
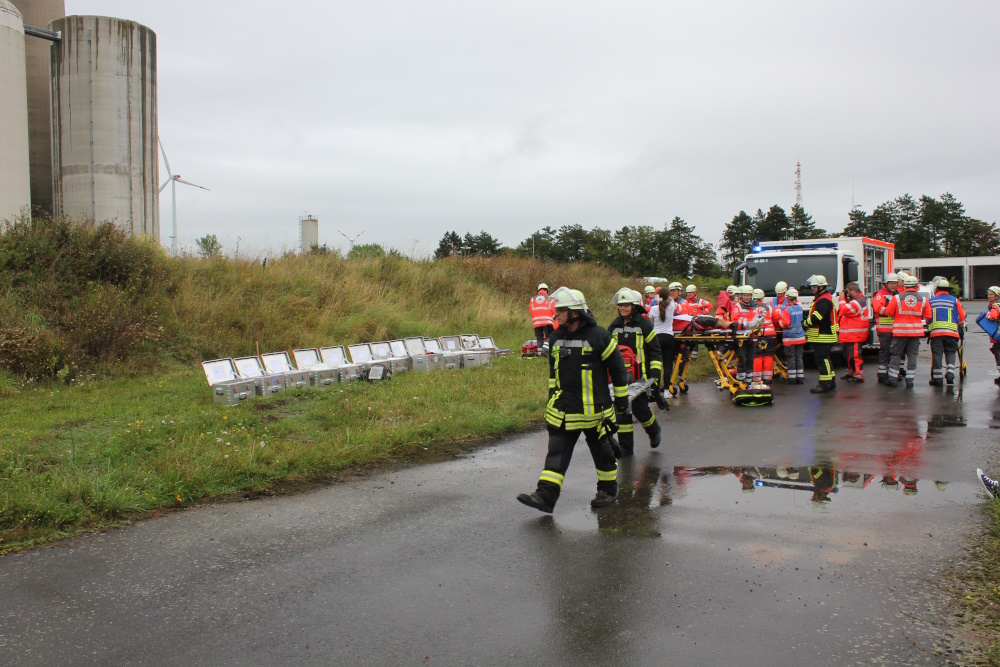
[608,345,640,384]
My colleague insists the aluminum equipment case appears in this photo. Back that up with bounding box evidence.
[260,352,311,390]
[403,337,444,373]
[370,341,411,374]
[319,346,362,383]
[234,356,285,396]
[459,334,494,367]
[477,335,511,358]
[424,337,460,370]
[202,358,260,406]
[292,348,339,388]
[439,335,486,369]
[348,343,390,380]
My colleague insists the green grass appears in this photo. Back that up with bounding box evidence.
[955,498,1000,665]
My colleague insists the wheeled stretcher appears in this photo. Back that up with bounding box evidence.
[669,319,774,406]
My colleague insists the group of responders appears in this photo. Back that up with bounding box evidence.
[200,335,509,406]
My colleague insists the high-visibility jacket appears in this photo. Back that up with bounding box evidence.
[546,310,628,430]
[609,313,662,380]
[732,299,758,329]
[872,288,896,334]
[780,302,806,345]
[753,301,777,337]
[805,291,838,343]
[769,296,786,330]
[928,290,965,339]
[684,296,713,316]
[529,292,555,328]
[885,287,931,338]
[837,293,870,343]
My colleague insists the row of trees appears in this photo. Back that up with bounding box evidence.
[843,193,1000,258]
[433,193,996,276]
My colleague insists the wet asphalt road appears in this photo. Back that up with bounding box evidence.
[3,307,1000,666]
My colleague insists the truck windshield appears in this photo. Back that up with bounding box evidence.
[745,255,838,296]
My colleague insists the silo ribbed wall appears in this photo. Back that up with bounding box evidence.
[50,15,158,238]
[0,0,31,223]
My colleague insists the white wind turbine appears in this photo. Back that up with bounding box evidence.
[159,138,210,255]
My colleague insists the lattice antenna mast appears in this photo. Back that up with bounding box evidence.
[794,160,803,207]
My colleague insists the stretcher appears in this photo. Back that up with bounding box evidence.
[671,328,757,396]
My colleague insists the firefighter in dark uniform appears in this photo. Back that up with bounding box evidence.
[518,287,630,513]
[805,274,839,393]
[608,288,663,455]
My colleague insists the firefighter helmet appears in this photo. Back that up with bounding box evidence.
[902,275,919,287]
[884,273,899,283]
[739,285,754,296]
[808,275,828,287]
[537,283,548,292]
[752,288,765,300]
[668,281,683,291]
[775,281,788,294]
[685,284,697,293]
[786,287,798,299]
[644,285,655,295]
[614,287,641,306]
[726,285,738,294]
[936,278,950,289]
[550,287,586,310]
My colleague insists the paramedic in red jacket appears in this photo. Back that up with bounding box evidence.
[837,282,870,383]
[871,273,899,383]
[984,286,1000,385]
[884,274,932,388]
[529,283,555,350]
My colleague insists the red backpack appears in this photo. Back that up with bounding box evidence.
[609,345,640,384]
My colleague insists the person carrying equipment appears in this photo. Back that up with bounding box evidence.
[837,282,870,383]
[529,283,556,352]
[983,286,1000,385]
[777,288,806,384]
[752,288,778,383]
[884,274,931,388]
[928,278,966,386]
[608,288,663,454]
[805,275,838,393]
[872,274,899,383]
[518,287,629,513]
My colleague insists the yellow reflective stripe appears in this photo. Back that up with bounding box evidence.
[596,469,617,482]
[582,369,594,414]
[640,414,656,428]
[601,339,617,360]
[547,378,556,388]
[539,470,564,486]
[645,330,656,343]
[649,360,663,372]
[618,422,634,433]
[612,384,628,397]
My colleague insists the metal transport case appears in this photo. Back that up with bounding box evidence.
[261,351,310,389]
[292,348,339,387]
[348,343,390,380]
[456,334,493,367]
[403,337,444,373]
[233,356,284,396]
[424,337,459,370]
[478,335,510,358]
[318,346,362,383]
[370,341,411,374]
[202,358,259,406]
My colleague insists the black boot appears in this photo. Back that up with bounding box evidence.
[645,421,661,449]
[591,489,616,508]
[618,432,634,457]
[517,492,554,513]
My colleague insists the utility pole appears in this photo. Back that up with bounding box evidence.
[794,160,803,207]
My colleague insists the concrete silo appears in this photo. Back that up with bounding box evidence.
[300,214,319,253]
[0,0,31,223]
[10,0,64,216]
[49,15,158,238]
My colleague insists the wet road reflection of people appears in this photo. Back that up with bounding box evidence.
[597,458,665,537]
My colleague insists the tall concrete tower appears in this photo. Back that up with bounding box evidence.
[0,0,31,223]
[300,214,319,253]
[10,0,65,216]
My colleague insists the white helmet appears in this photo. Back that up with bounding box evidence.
[785,287,798,299]
[902,275,919,287]
[752,288,765,300]
[935,278,950,289]
[668,281,683,291]
[685,284,697,293]
[884,273,899,283]
[538,283,549,291]
[808,275,829,287]
[551,286,587,310]
[613,287,642,306]
[644,285,655,295]
[775,281,788,294]
[726,285,738,294]
[739,285,754,296]
[989,286,1000,298]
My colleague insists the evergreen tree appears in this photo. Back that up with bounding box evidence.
[719,211,756,272]
[434,231,464,258]
[789,204,826,238]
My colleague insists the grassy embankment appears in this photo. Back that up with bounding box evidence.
[0,216,717,552]
[956,499,1000,664]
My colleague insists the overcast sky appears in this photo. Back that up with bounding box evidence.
[68,1,1000,258]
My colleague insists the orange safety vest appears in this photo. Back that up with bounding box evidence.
[872,288,895,334]
[885,288,930,338]
[529,292,555,327]
[837,294,871,343]
[754,302,776,337]
[684,296,712,316]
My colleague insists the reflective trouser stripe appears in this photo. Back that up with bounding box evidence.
[539,470,564,486]
[618,422,634,433]
[877,332,892,374]
[596,468,617,482]
[640,414,656,428]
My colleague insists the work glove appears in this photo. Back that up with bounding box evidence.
[614,395,629,414]
[746,316,763,331]
[539,342,549,357]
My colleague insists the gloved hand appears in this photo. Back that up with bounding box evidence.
[539,342,550,357]
[614,395,629,414]
[607,435,623,459]
[746,316,763,331]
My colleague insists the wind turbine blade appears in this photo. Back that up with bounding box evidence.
[159,178,172,193]
[158,137,173,176]
[176,178,210,191]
